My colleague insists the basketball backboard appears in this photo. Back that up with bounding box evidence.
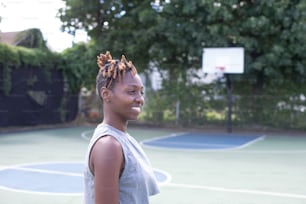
[202,47,244,74]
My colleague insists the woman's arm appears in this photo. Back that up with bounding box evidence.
[90,136,124,204]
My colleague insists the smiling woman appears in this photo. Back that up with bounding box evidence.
[83,51,159,204]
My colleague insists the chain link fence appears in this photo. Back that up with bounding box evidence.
[78,86,306,131]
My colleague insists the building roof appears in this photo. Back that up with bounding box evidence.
[0,29,48,49]
[0,31,20,45]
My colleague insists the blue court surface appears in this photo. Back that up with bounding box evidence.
[0,162,170,195]
[141,133,264,150]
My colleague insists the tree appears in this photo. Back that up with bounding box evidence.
[58,0,158,70]
[58,0,306,91]
[150,0,306,126]
[15,28,48,49]
[151,0,306,92]
[58,0,306,128]
[60,42,97,94]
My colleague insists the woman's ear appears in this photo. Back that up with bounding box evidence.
[101,87,111,103]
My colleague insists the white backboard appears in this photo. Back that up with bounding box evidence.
[202,47,244,74]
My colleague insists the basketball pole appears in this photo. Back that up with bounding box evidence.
[225,74,233,133]
[202,47,244,134]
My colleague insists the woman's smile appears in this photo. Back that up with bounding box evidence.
[131,106,141,113]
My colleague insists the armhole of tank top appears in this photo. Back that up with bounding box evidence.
[119,148,125,178]
[88,134,125,176]
[88,134,107,175]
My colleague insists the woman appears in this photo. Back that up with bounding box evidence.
[84,51,160,204]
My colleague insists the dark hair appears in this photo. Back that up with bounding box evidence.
[96,51,138,99]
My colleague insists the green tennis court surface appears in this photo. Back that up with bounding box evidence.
[0,126,306,204]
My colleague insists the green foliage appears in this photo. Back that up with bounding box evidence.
[234,93,306,129]
[0,41,97,96]
[0,43,65,96]
[57,0,306,129]
[1,64,12,95]
[143,82,227,126]
[0,43,60,67]
[58,0,158,71]
[60,42,97,94]
[57,0,306,90]
[0,44,20,66]
[141,90,172,124]
[153,0,306,90]
[15,28,48,49]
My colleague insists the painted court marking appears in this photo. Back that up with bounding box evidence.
[81,130,93,140]
[1,163,304,200]
[1,129,305,200]
[0,161,304,200]
[165,183,306,200]
[0,162,170,195]
[81,130,306,153]
[141,133,265,151]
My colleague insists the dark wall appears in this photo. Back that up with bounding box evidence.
[0,65,78,127]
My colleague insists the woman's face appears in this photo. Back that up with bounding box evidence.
[108,72,144,121]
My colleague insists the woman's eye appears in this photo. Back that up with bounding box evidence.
[127,90,144,96]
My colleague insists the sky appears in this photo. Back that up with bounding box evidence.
[0,0,88,52]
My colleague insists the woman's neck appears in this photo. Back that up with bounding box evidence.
[102,118,128,132]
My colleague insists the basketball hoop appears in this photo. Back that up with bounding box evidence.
[202,47,245,133]
[214,66,226,80]
[216,66,225,72]
[202,47,244,74]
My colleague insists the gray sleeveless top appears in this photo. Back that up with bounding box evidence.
[83,123,160,204]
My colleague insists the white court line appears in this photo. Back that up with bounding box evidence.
[0,162,171,196]
[154,168,172,186]
[0,162,84,196]
[166,183,306,200]
[13,167,83,177]
[81,130,93,140]
[225,150,306,154]
[141,134,266,152]
[13,167,171,185]
[0,185,82,196]
[0,161,83,170]
[141,134,306,153]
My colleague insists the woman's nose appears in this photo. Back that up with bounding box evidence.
[135,93,144,105]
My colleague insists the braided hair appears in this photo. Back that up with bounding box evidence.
[96,51,138,99]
